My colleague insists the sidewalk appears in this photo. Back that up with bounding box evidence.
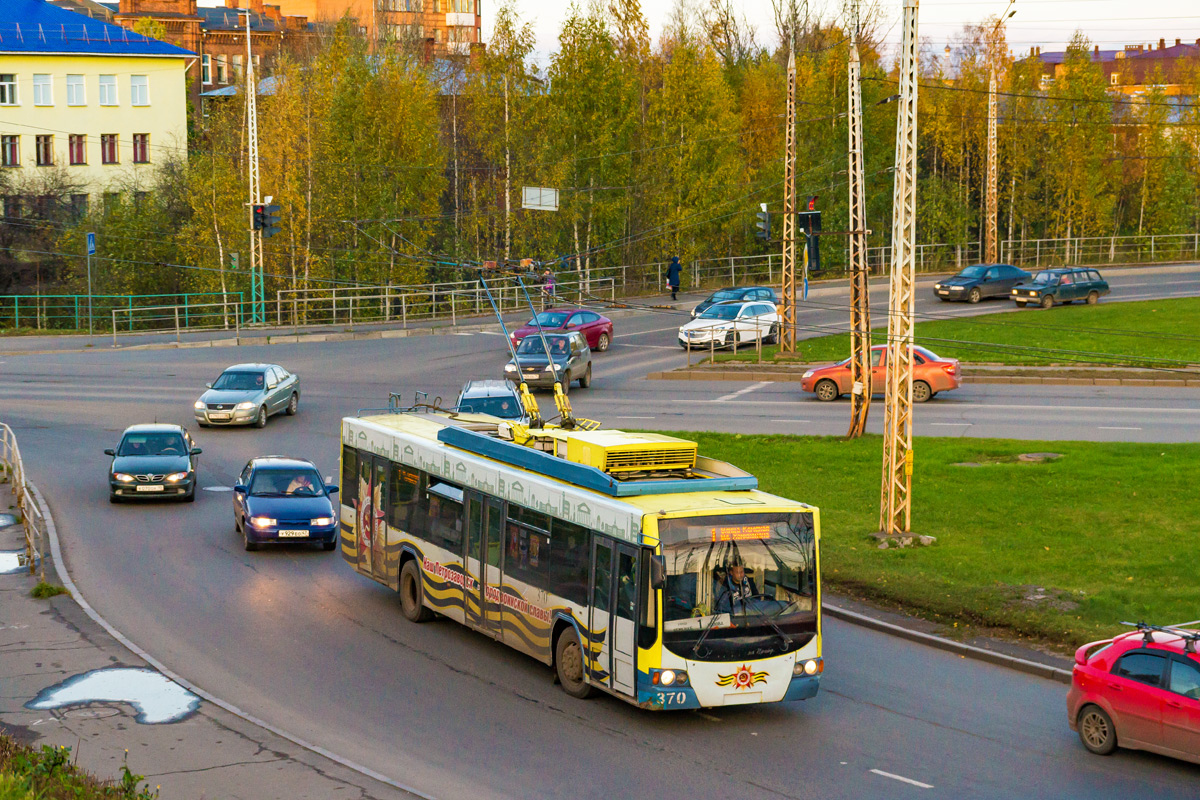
[0,479,413,799]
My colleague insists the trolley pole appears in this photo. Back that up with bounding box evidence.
[880,0,920,538]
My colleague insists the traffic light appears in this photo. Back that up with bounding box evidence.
[229,251,239,270]
[797,196,821,273]
[755,203,771,242]
[251,203,281,238]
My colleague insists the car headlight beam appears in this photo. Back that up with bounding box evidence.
[235,401,256,410]
[310,517,334,526]
[249,516,276,529]
[112,473,134,483]
[193,400,205,410]
[165,472,188,483]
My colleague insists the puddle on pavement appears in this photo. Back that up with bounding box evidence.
[0,549,29,574]
[26,667,200,724]
[0,513,17,527]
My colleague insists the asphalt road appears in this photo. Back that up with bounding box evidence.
[1,264,1198,798]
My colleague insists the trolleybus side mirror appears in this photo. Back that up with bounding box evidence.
[650,554,666,590]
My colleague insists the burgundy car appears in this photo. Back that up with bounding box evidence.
[510,308,613,352]
[1068,623,1200,764]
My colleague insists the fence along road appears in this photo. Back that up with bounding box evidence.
[0,423,46,581]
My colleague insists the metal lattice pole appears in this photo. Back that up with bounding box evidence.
[780,44,798,353]
[244,11,263,324]
[846,1,871,438]
[880,0,920,536]
[985,68,998,264]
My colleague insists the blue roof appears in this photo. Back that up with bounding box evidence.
[0,0,194,57]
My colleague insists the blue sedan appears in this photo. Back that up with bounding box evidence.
[233,457,339,551]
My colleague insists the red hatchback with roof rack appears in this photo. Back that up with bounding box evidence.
[1068,621,1200,764]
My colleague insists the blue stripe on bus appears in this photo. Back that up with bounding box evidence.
[436,427,758,496]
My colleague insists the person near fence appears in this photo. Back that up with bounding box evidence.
[541,268,556,309]
[667,256,682,301]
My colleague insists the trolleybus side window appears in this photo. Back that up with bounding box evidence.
[616,549,637,621]
[506,518,549,589]
[548,519,589,606]
[426,478,464,550]
[594,542,613,614]
[638,549,658,649]
[341,446,358,507]
[467,495,483,559]
[485,500,503,568]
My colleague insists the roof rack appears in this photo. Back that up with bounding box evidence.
[1121,621,1200,654]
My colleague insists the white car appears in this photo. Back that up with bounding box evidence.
[678,301,780,349]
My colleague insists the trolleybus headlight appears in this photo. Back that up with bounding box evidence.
[796,658,823,676]
[660,670,676,686]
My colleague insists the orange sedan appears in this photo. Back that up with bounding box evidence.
[799,344,961,402]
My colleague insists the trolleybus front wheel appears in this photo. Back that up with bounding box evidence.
[400,560,434,622]
[555,628,595,699]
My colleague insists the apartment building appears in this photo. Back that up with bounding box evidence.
[270,0,482,56]
[0,0,193,213]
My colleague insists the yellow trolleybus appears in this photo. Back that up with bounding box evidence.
[339,408,822,709]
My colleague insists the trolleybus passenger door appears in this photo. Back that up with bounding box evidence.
[611,544,639,696]
[356,453,374,575]
[589,539,614,689]
[482,498,504,634]
[371,456,389,583]
[464,493,484,628]
[589,538,638,697]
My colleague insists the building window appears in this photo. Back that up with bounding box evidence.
[1110,72,1119,85]
[67,74,85,105]
[233,55,243,79]
[216,55,227,84]
[33,74,53,106]
[132,134,149,164]
[433,0,440,11]
[1,135,18,167]
[70,193,88,218]
[0,74,16,105]
[4,196,21,220]
[35,135,53,166]
[99,75,117,105]
[103,192,119,214]
[202,54,211,85]
[101,134,118,164]
[130,75,149,106]
[69,134,87,165]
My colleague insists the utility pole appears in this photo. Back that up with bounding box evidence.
[504,72,511,263]
[880,0,920,537]
[985,68,998,263]
[846,0,871,438]
[779,36,798,353]
[244,10,263,325]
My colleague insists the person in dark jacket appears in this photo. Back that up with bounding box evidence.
[667,256,682,301]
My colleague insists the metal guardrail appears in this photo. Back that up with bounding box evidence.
[111,300,243,345]
[1,292,243,332]
[0,422,46,581]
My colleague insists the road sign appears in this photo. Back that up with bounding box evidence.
[521,187,559,211]
[86,232,96,255]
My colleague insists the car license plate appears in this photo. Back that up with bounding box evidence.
[277,529,309,538]
[209,412,230,420]
[135,485,164,492]
[937,290,949,295]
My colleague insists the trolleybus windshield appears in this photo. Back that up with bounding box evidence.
[659,512,817,661]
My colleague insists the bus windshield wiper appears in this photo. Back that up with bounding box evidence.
[743,594,792,649]
[691,586,731,658]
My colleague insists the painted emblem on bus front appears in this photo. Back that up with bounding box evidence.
[716,665,769,690]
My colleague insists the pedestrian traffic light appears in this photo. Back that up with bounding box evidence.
[755,203,771,242]
[251,203,281,238]
[229,251,239,270]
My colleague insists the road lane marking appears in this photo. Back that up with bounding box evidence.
[929,422,972,426]
[613,415,656,420]
[614,326,686,338]
[870,769,933,789]
[770,419,810,423]
[716,381,772,402]
[1098,426,1142,430]
[477,330,505,336]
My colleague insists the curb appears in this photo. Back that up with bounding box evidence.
[823,602,1073,684]
[646,369,1200,387]
[27,481,433,800]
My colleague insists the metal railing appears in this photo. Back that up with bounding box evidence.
[0,423,46,581]
[274,276,617,328]
[111,301,243,345]
[1001,233,1200,268]
[0,292,244,333]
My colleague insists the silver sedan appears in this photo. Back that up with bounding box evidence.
[193,363,300,428]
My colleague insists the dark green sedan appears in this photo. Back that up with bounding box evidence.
[1011,268,1110,309]
[106,424,202,503]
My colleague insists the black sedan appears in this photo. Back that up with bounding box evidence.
[933,264,1030,303]
[691,286,779,317]
[106,424,202,503]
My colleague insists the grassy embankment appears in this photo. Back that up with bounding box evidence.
[710,296,1200,367]
[672,431,1199,649]
[0,736,157,799]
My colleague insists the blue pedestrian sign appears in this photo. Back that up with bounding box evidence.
[86,232,96,255]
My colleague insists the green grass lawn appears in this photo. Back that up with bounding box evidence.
[668,431,1200,649]
[712,296,1200,367]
